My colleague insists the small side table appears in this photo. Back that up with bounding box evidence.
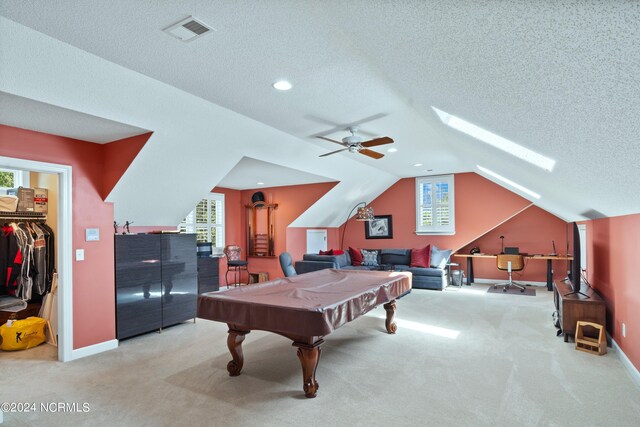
[446,263,464,288]
[249,271,269,284]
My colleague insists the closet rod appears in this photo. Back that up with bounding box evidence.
[0,211,47,220]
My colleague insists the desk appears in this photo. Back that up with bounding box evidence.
[197,268,412,398]
[453,254,573,291]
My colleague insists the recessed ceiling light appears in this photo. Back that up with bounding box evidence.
[387,148,398,153]
[477,165,541,199]
[272,80,292,91]
[257,182,265,185]
[413,163,423,167]
[432,107,556,172]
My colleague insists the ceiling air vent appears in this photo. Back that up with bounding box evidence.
[163,16,214,42]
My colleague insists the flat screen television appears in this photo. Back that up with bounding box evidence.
[565,222,589,298]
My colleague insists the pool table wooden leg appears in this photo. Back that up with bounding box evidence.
[384,300,397,334]
[294,340,323,398]
[227,328,249,376]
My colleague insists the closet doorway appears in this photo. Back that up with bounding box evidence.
[0,156,73,362]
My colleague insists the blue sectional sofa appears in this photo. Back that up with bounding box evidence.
[294,247,452,290]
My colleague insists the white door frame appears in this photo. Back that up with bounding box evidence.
[1,156,73,362]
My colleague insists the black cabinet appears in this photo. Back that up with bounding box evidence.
[161,234,198,328]
[115,234,197,340]
[197,256,219,293]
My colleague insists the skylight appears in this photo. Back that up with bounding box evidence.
[477,165,541,199]
[432,107,556,172]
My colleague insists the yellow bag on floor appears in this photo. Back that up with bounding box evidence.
[0,317,46,351]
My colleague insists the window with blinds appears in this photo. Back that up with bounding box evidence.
[179,193,225,249]
[415,175,455,234]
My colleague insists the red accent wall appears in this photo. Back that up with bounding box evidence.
[102,132,152,199]
[587,213,640,371]
[220,182,337,282]
[458,206,568,282]
[0,124,115,349]
[343,173,567,282]
[345,173,532,252]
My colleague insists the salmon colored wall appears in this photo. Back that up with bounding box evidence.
[458,206,569,282]
[221,182,337,282]
[343,173,568,283]
[587,213,640,371]
[344,173,532,251]
[0,124,115,349]
[102,132,152,199]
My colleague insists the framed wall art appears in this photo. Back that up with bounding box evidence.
[365,215,393,239]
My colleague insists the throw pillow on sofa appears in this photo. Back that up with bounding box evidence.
[410,245,431,268]
[319,249,334,255]
[361,249,379,266]
[430,245,453,269]
[349,247,364,266]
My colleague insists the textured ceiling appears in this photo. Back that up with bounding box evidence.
[0,91,148,143]
[1,1,639,222]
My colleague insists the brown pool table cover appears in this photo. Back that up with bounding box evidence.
[197,269,412,337]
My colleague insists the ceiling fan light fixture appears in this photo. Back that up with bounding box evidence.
[413,163,423,167]
[272,80,292,91]
[387,148,398,153]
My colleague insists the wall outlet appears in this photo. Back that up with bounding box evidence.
[622,322,626,338]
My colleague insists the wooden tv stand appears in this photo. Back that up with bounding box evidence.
[553,280,606,343]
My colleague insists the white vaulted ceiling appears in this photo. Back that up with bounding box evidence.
[1,1,639,225]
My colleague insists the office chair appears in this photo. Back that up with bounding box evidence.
[279,252,297,277]
[495,254,526,292]
[224,245,249,287]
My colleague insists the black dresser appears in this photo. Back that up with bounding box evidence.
[197,256,220,293]
[115,234,197,340]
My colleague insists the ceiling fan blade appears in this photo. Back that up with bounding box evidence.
[316,136,346,146]
[320,148,349,157]
[309,113,388,138]
[361,137,394,148]
[359,149,384,159]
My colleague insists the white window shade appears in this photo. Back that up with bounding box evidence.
[179,193,225,250]
[416,175,455,234]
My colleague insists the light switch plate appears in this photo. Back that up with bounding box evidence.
[76,249,85,261]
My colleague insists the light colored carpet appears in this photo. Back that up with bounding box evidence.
[2,283,639,426]
[486,285,536,296]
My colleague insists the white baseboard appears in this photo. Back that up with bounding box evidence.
[611,336,640,388]
[70,339,118,361]
[472,278,547,287]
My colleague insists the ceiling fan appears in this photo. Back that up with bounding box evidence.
[317,127,394,159]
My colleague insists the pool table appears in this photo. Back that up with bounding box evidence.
[197,268,412,398]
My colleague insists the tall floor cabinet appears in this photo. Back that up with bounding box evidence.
[115,234,197,340]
